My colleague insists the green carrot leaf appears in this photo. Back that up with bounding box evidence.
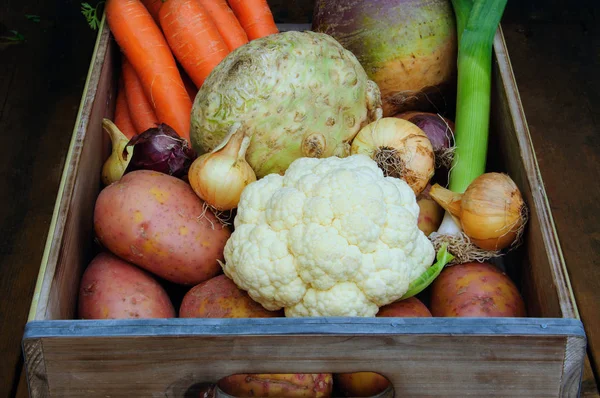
[81,1,105,31]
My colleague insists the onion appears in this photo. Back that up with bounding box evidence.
[350,117,435,195]
[101,118,133,185]
[188,124,257,211]
[429,172,528,251]
[395,111,455,168]
[124,124,197,178]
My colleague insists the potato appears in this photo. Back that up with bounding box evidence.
[78,251,175,319]
[377,297,432,317]
[333,372,390,398]
[179,274,284,318]
[218,373,333,398]
[430,262,526,317]
[94,170,231,285]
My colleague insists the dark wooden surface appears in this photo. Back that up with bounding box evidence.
[1,0,599,397]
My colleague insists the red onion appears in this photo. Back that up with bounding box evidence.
[396,111,455,156]
[123,124,197,178]
[395,111,456,186]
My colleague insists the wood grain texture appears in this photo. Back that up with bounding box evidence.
[3,0,597,397]
[21,339,48,398]
[500,0,600,393]
[0,3,97,397]
[28,333,567,397]
[20,318,584,397]
[30,16,115,322]
[562,336,588,397]
[19,11,588,398]
[489,27,578,320]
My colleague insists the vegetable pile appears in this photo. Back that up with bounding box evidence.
[82,0,531,395]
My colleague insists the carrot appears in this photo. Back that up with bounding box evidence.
[196,0,248,51]
[227,0,279,41]
[105,0,192,141]
[122,58,159,134]
[141,0,163,23]
[159,0,230,88]
[114,74,137,139]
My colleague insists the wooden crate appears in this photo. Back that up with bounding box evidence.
[21,11,587,398]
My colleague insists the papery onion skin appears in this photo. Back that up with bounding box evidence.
[430,172,527,251]
[188,126,256,211]
[124,124,197,178]
[395,111,455,153]
[101,119,133,185]
[461,173,526,251]
[351,117,435,195]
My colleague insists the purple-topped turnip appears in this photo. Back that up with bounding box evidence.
[312,0,457,117]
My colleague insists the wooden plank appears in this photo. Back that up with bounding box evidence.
[561,335,588,397]
[16,4,591,398]
[28,15,114,322]
[0,3,98,397]
[27,331,569,397]
[21,339,48,398]
[21,318,584,397]
[500,0,600,392]
[490,27,578,320]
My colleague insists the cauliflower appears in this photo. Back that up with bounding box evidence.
[222,154,435,317]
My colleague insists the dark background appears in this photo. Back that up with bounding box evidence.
[1,0,599,396]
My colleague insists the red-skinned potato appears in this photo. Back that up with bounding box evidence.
[430,262,526,317]
[218,373,333,398]
[94,170,231,285]
[179,274,284,318]
[377,296,432,317]
[78,251,175,319]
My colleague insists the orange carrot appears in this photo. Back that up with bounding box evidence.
[227,0,279,41]
[196,0,248,51]
[105,0,192,141]
[141,0,163,23]
[122,58,159,134]
[114,74,137,139]
[159,0,230,88]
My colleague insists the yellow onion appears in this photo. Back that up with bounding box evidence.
[188,124,256,211]
[101,118,133,185]
[351,117,435,195]
[429,173,528,251]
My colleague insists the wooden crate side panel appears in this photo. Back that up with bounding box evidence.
[32,333,567,397]
[30,17,115,322]
[22,339,49,398]
[490,27,578,319]
[561,335,588,397]
[21,318,586,397]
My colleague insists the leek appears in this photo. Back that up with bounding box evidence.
[449,0,508,193]
[434,0,508,251]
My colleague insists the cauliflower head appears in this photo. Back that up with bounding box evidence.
[222,154,435,317]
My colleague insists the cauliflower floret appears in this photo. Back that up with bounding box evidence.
[222,154,435,317]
